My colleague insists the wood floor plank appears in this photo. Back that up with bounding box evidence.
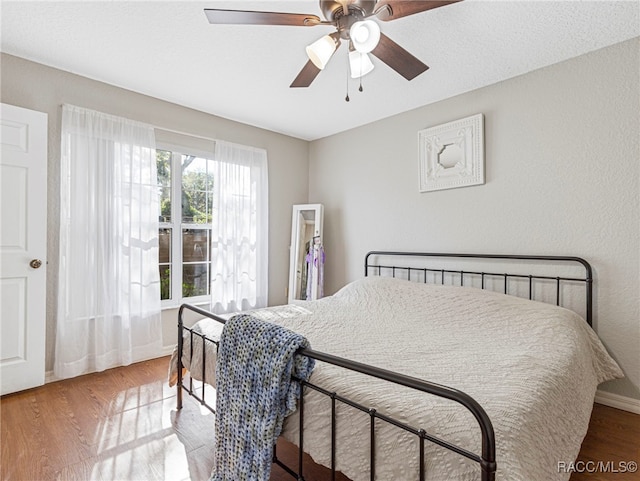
[1,357,638,481]
[570,403,640,481]
[35,381,98,468]
[54,457,105,481]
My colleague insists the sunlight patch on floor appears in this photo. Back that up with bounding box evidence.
[87,379,215,481]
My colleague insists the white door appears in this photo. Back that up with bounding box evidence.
[0,103,48,395]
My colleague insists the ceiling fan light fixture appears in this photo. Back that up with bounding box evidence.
[205,1,454,90]
[306,33,340,70]
[350,20,380,53]
[348,51,374,78]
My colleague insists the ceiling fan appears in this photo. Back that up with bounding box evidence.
[204,1,461,90]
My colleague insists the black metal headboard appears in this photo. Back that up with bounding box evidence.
[364,251,593,326]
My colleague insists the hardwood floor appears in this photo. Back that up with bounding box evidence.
[569,400,640,481]
[1,356,638,481]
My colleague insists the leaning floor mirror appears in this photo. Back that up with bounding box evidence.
[288,204,324,303]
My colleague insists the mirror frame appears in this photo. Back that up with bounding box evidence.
[288,204,324,303]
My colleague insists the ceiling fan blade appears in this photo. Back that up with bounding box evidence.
[370,33,429,81]
[374,1,462,21]
[290,60,322,88]
[204,9,322,26]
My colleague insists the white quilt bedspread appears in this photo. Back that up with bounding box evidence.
[171,277,622,481]
[169,316,224,388]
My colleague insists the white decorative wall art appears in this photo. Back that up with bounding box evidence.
[418,113,485,192]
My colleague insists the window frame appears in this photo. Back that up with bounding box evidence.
[157,142,215,309]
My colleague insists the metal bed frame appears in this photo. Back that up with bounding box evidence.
[175,251,594,481]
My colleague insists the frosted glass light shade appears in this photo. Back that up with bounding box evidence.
[349,51,374,78]
[306,35,339,69]
[350,20,380,53]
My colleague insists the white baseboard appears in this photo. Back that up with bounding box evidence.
[161,345,176,356]
[44,347,176,385]
[595,389,640,414]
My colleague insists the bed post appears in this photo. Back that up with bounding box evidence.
[584,262,593,327]
[177,304,185,410]
[364,251,374,277]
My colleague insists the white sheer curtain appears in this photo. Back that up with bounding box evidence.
[210,140,268,314]
[55,105,162,379]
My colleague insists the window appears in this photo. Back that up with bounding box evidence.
[156,138,268,313]
[157,148,215,304]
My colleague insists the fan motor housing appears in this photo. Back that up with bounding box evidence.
[320,0,377,22]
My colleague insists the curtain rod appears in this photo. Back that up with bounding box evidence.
[153,126,267,155]
[152,125,217,144]
[60,104,218,143]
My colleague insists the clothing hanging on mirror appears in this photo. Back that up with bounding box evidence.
[305,237,325,300]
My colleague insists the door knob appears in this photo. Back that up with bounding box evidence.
[30,259,42,269]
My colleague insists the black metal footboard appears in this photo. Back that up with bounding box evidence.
[176,303,497,481]
[288,350,496,481]
[176,303,227,413]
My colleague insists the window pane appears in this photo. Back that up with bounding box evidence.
[182,229,210,299]
[160,266,171,300]
[159,227,171,300]
[183,263,209,298]
[157,150,172,186]
[206,192,214,222]
[182,188,208,224]
[159,187,171,222]
[183,229,209,263]
[182,155,213,224]
[157,150,171,222]
[159,228,171,263]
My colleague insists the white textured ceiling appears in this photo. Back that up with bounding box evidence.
[1,1,639,140]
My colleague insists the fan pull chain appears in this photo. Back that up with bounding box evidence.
[345,56,350,102]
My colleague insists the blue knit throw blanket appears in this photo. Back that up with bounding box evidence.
[210,314,315,481]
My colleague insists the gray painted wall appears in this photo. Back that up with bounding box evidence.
[2,38,638,402]
[308,38,640,400]
[0,53,309,369]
